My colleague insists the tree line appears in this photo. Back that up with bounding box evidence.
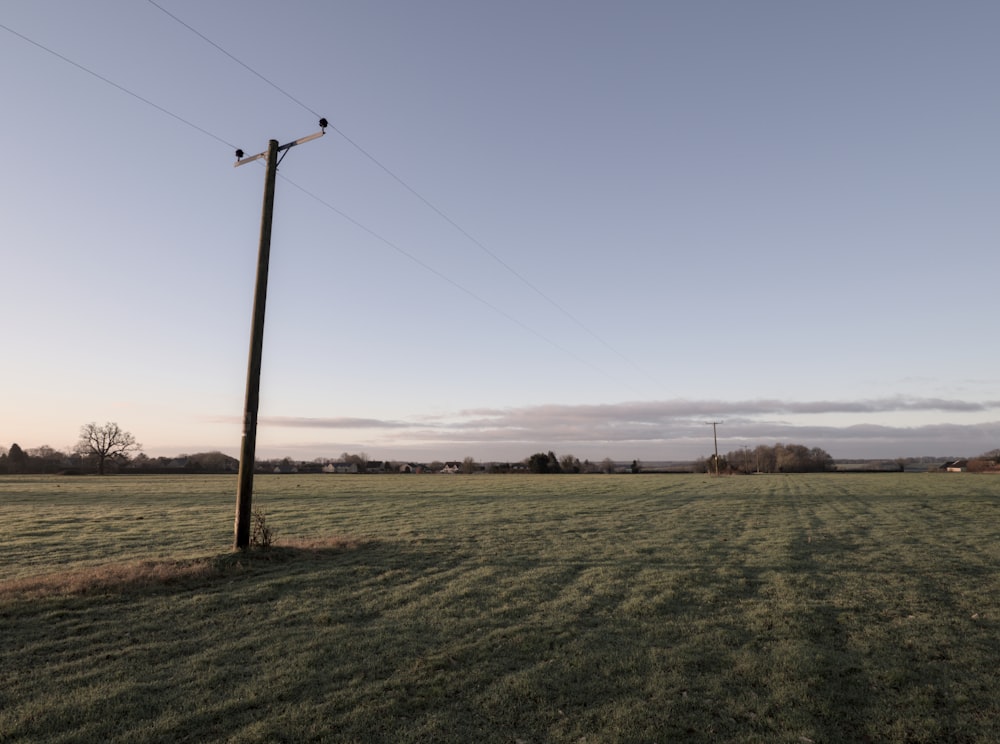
[6,423,999,476]
[696,443,834,474]
[523,452,640,474]
[0,436,644,476]
[525,445,836,474]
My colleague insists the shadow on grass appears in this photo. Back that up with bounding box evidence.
[777,530,875,743]
[4,523,997,743]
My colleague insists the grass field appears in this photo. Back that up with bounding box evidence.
[1,473,999,743]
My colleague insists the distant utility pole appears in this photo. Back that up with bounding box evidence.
[232,119,327,550]
[706,421,722,475]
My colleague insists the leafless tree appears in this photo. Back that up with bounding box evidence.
[340,451,369,469]
[76,422,141,475]
[560,454,581,473]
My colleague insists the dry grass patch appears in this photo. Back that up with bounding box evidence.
[0,536,370,599]
[0,557,222,598]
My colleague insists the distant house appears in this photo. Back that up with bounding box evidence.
[440,461,462,474]
[366,461,387,473]
[944,459,968,473]
[322,462,358,474]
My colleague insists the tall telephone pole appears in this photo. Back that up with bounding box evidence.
[232,120,327,550]
[706,421,722,475]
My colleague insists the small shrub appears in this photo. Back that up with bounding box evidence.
[250,508,275,550]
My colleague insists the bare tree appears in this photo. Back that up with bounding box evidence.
[560,454,581,473]
[76,422,141,475]
[340,451,369,470]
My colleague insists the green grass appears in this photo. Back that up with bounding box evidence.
[1,473,999,743]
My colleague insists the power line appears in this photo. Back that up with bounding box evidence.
[4,13,650,396]
[0,21,237,150]
[143,1,662,391]
[144,0,322,120]
[278,173,640,393]
[1,18,637,392]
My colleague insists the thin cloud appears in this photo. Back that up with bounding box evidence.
[211,396,998,434]
[365,419,1000,462]
[208,415,413,429]
[210,397,1000,460]
[457,396,998,424]
[264,416,414,429]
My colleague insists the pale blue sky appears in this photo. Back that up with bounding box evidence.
[3,1,998,462]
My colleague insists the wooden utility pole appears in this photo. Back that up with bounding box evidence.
[707,421,722,475]
[233,122,326,550]
[234,138,278,550]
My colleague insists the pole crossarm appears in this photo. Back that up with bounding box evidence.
[234,128,325,167]
[233,150,267,167]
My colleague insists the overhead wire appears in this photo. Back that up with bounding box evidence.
[0,16,637,392]
[143,0,662,391]
[0,21,237,151]
[144,0,323,120]
[278,172,640,393]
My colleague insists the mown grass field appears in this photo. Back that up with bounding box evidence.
[1,473,999,743]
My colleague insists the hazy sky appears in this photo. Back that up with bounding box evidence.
[3,1,999,463]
